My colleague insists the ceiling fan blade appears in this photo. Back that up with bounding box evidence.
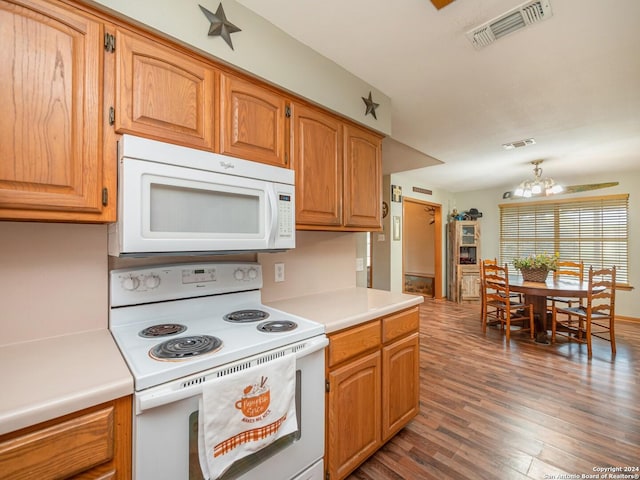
[430,0,456,10]
[502,182,619,199]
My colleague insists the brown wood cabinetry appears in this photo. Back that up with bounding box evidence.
[0,396,132,480]
[325,306,420,480]
[292,103,383,230]
[447,220,481,302]
[0,0,383,225]
[343,124,383,229]
[327,350,381,480]
[0,0,115,222]
[115,27,216,150]
[291,102,343,227]
[220,73,289,167]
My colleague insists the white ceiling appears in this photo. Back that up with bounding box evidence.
[235,0,640,193]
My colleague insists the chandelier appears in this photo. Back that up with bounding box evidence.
[513,160,563,198]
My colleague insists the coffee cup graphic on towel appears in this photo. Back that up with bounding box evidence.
[236,377,270,417]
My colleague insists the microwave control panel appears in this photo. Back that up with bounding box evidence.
[278,193,293,237]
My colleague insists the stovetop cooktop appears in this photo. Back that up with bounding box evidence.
[109,263,325,391]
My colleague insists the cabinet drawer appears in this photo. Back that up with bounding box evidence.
[328,320,381,367]
[0,406,114,480]
[382,307,419,343]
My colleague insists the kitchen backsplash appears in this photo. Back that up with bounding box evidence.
[0,222,109,347]
[0,223,359,346]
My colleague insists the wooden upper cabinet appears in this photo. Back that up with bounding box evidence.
[115,27,215,150]
[0,0,114,222]
[220,73,288,167]
[343,124,382,229]
[291,103,343,227]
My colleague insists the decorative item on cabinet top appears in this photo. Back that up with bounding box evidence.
[361,91,379,119]
[199,3,241,50]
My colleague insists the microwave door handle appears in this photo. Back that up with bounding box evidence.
[267,186,278,245]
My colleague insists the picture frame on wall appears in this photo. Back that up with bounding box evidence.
[391,184,402,202]
[393,216,401,241]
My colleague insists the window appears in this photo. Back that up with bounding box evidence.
[500,194,629,284]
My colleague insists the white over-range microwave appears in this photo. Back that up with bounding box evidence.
[108,135,295,256]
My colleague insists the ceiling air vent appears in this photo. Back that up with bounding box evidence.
[466,0,552,49]
[502,138,536,150]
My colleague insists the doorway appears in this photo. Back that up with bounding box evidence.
[402,198,443,298]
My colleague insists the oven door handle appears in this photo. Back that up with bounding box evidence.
[136,335,328,413]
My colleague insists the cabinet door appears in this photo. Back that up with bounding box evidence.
[115,28,215,150]
[460,269,481,300]
[291,103,343,227]
[382,333,420,441]
[0,396,131,480]
[327,351,381,480]
[220,73,288,167]
[343,124,382,229]
[0,0,111,221]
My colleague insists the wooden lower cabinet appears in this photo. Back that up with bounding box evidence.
[325,307,420,480]
[0,396,132,480]
[382,332,420,441]
[457,266,481,302]
[327,351,381,480]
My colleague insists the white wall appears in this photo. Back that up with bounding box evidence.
[371,177,391,290]
[89,0,390,136]
[258,231,357,302]
[0,223,108,346]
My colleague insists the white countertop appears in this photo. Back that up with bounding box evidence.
[0,288,421,436]
[266,287,424,333]
[0,329,133,435]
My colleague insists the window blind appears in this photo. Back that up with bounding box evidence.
[499,194,629,284]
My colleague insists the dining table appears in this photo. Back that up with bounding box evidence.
[508,276,601,344]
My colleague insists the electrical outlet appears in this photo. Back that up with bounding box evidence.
[355,258,364,272]
[274,263,285,282]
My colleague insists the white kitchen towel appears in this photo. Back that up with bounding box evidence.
[198,353,297,480]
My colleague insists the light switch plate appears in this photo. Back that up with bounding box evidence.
[274,263,285,282]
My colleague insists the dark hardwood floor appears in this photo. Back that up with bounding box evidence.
[348,299,640,480]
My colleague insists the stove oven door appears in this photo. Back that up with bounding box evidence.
[133,337,327,480]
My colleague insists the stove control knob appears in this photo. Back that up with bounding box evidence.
[121,275,140,291]
[234,268,246,281]
[144,274,161,289]
[247,267,258,280]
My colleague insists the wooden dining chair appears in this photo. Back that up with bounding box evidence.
[551,265,616,358]
[480,258,521,322]
[547,260,584,311]
[482,263,534,342]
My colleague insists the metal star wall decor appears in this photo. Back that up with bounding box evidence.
[199,3,241,50]
[362,91,379,120]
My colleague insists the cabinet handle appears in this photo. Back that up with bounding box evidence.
[104,33,115,53]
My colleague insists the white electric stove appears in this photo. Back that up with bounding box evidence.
[109,262,327,480]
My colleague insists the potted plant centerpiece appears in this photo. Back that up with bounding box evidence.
[513,252,559,283]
